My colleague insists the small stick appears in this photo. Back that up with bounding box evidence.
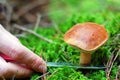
[108,49,119,75]
[106,49,116,80]
[15,33,26,38]
[115,66,120,80]
[13,24,53,43]
[34,72,49,80]
[106,49,115,67]
[106,49,120,80]
[47,69,59,80]
[52,21,63,34]
[34,14,42,31]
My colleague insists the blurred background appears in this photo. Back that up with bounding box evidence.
[0,0,120,33]
[0,0,50,33]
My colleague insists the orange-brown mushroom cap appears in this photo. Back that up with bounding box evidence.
[64,22,108,52]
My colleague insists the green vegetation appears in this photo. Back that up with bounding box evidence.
[20,0,120,80]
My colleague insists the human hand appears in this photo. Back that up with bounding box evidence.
[0,25,47,78]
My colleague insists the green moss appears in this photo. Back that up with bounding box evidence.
[19,0,120,79]
[47,67,90,80]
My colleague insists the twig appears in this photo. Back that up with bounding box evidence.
[13,24,53,43]
[15,33,26,38]
[107,49,115,67]
[106,49,115,80]
[47,69,59,80]
[11,74,16,80]
[115,65,120,80]
[108,49,119,74]
[106,49,120,80]
[11,70,18,80]
[42,72,48,80]
[34,14,42,31]
[114,34,120,41]
[52,20,63,34]
[34,72,49,80]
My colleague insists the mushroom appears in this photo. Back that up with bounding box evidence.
[64,22,108,66]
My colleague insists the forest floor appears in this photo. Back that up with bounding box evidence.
[1,0,120,80]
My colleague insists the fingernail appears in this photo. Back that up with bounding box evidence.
[39,65,47,73]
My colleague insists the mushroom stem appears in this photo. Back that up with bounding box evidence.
[80,52,91,66]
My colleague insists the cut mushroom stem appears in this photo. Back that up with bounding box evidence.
[80,52,91,66]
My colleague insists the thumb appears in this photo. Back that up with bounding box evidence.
[18,45,47,73]
[0,57,32,78]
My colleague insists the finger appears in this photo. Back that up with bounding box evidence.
[13,46,47,73]
[0,57,32,78]
[0,25,47,73]
[0,38,47,73]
